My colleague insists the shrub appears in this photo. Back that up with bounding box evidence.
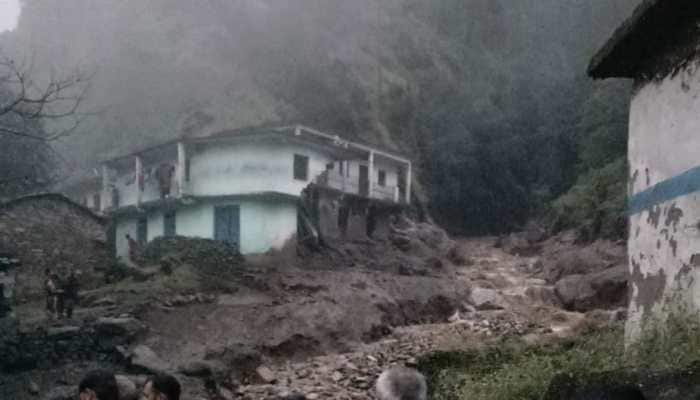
[548,157,627,241]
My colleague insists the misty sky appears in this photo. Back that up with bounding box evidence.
[0,0,19,32]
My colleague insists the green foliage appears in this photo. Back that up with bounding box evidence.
[421,310,700,400]
[549,157,628,240]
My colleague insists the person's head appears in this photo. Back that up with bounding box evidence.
[45,268,51,276]
[142,374,181,400]
[375,367,427,400]
[78,370,119,400]
[125,234,131,240]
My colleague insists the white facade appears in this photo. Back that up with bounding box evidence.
[114,198,297,258]
[96,126,411,257]
[626,64,700,340]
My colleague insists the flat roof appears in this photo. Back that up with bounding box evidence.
[588,0,700,79]
[102,125,410,165]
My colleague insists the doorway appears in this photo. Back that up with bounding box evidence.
[214,205,240,251]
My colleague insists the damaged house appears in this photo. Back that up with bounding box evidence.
[589,0,700,340]
[62,125,412,258]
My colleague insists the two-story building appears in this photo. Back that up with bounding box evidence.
[63,125,412,258]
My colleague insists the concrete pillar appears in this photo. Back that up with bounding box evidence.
[405,162,412,204]
[101,164,109,211]
[135,156,143,205]
[368,152,375,199]
[177,142,187,196]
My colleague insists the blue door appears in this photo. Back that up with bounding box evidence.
[214,206,240,251]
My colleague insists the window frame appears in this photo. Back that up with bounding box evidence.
[293,154,310,181]
[378,170,387,187]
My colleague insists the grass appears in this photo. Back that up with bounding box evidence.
[419,311,700,400]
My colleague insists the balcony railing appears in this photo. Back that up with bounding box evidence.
[315,171,399,203]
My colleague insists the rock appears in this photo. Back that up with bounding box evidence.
[130,345,170,374]
[42,385,73,400]
[256,366,277,383]
[46,326,80,338]
[554,264,628,312]
[218,386,235,400]
[468,287,507,311]
[178,360,220,377]
[95,317,146,338]
[29,380,40,395]
[540,241,625,284]
[116,375,138,400]
[496,232,541,256]
[331,371,343,382]
[92,296,117,307]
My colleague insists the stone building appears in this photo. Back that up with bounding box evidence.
[589,0,700,339]
[0,193,109,301]
[62,125,412,258]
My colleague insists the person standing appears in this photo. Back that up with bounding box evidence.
[44,268,57,318]
[51,271,65,318]
[63,270,80,319]
[126,234,139,262]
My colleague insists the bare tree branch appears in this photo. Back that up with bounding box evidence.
[0,51,92,142]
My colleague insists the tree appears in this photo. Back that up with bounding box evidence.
[0,51,90,199]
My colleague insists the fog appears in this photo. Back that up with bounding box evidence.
[0,0,641,233]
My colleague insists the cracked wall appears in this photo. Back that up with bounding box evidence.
[626,45,700,341]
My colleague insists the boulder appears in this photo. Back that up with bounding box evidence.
[46,326,81,338]
[554,264,628,312]
[496,233,541,256]
[256,365,277,383]
[29,380,40,395]
[95,317,146,338]
[540,241,625,284]
[468,287,507,311]
[115,375,138,400]
[178,360,224,377]
[130,345,170,374]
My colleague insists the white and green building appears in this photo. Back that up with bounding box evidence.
[63,126,411,258]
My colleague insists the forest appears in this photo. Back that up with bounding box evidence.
[0,0,640,238]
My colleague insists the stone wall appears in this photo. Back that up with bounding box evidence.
[0,194,110,302]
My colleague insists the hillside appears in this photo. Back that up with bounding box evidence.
[0,0,640,233]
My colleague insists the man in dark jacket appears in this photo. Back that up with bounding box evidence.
[63,270,80,319]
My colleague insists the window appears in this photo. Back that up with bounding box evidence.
[378,170,387,187]
[93,193,101,210]
[164,211,176,237]
[185,157,191,182]
[137,217,148,245]
[339,161,344,176]
[294,154,309,181]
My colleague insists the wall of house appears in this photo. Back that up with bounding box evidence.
[0,195,108,300]
[626,51,700,341]
[188,142,333,198]
[114,198,297,257]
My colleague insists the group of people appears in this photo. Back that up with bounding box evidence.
[75,366,424,400]
[77,370,180,400]
[44,268,80,319]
